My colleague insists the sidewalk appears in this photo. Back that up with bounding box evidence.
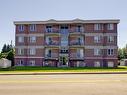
[0,71,127,75]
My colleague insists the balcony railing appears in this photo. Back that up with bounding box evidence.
[45,53,58,58]
[45,41,59,46]
[69,29,84,34]
[45,29,59,34]
[70,53,84,59]
[70,40,84,46]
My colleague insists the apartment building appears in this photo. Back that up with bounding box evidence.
[14,19,119,67]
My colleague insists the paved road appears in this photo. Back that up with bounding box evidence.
[0,74,127,95]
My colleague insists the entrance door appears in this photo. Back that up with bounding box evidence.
[59,55,68,66]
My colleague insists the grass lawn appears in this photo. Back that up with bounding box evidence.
[0,66,127,73]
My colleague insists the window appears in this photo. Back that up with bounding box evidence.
[107,49,114,55]
[61,35,68,46]
[18,25,24,32]
[108,61,114,67]
[29,60,35,66]
[45,49,51,57]
[46,25,52,32]
[107,36,114,43]
[76,25,83,32]
[29,48,36,55]
[94,36,101,43]
[94,49,101,55]
[94,61,100,67]
[18,48,24,55]
[29,24,36,31]
[18,36,24,43]
[30,36,36,43]
[77,49,84,58]
[107,24,114,30]
[18,60,24,66]
[46,37,52,44]
[94,24,103,30]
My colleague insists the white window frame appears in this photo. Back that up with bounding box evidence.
[18,24,24,32]
[94,49,101,56]
[18,48,24,55]
[46,36,52,44]
[94,24,103,30]
[77,49,84,58]
[107,24,114,30]
[94,61,100,67]
[45,49,51,57]
[29,48,36,55]
[18,60,24,66]
[107,36,114,43]
[29,24,36,32]
[30,36,36,43]
[76,25,84,32]
[94,36,101,43]
[29,60,35,66]
[46,25,52,32]
[108,61,114,67]
[107,49,114,55]
[18,36,24,43]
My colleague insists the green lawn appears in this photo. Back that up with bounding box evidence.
[0,66,127,72]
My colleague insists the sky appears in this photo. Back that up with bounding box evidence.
[0,0,127,51]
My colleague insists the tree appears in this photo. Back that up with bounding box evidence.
[118,48,124,60]
[118,44,127,60]
[123,47,127,59]
[1,44,14,66]
[6,49,15,66]
[1,44,12,53]
[1,44,7,53]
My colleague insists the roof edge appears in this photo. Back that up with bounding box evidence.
[14,19,120,25]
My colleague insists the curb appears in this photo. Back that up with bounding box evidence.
[0,72,127,75]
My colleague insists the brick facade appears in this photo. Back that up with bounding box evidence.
[14,19,119,67]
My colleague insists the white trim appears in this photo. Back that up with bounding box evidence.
[15,33,117,37]
[108,61,114,67]
[16,34,44,37]
[29,24,36,31]
[15,56,44,58]
[94,49,101,55]
[29,36,36,43]
[14,19,120,25]
[15,56,117,59]
[84,33,117,36]
[85,57,117,59]
[15,46,44,49]
[18,24,24,32]
[107,24,114,30]
[18,36,24,43]
[94,61,101,67]
[85,46,117,49]
[15,46,117,49]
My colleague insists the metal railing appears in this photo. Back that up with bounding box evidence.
[70,40,84,46]
[70,53,84,59]
[45,53,58,58]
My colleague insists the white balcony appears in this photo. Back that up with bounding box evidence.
[45,29,60,35]
[70,40,84,46]
[70,53,84,59]
[45,53,58,59]
[69,28,84,34]
[45,41,59,47]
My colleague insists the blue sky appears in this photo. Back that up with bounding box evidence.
[0,0,126,51]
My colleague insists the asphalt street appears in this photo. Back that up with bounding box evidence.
[0,74,127,95]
